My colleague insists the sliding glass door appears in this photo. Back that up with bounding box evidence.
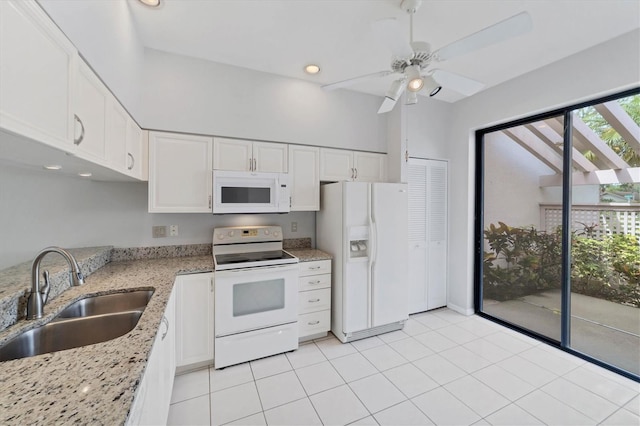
[476,89,640,380]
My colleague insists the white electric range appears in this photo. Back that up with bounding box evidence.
[212,226,299,369]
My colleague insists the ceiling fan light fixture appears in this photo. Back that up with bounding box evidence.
[406,65,423,92]
[423,75,442,97]
[406,91,418,105]
[385,79,406,101]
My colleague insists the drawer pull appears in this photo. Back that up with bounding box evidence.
[308,298,321,303]
[308,320,320,325]
[308,266,321,270]
[309,280,322,285]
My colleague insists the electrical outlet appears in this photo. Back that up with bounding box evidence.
[152,226,167,238]
[291,222,298,232]
[169,225,179,237]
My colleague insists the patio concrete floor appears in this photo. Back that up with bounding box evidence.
[483,290,640,376]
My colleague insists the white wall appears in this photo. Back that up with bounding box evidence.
[38,0,145,118]
[483,132,553,229]
[0,164,315,270]
[406,96,454,161]
[444,29,640,314]
[140,48,387,152]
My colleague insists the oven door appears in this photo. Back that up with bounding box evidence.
[212,170,290,214]
[214,263,298,337]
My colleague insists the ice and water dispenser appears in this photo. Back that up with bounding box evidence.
[348,226,369,260]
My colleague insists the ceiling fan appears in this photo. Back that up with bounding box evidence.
[321,0,533,114]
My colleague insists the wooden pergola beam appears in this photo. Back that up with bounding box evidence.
[525,122,598,173]
[542,118,610,169]
[502,126,563,173]
[571,116,630,170]
[594,100,640,156]
[539,167,640,187]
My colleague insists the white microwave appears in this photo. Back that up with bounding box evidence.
[212,170,290,214]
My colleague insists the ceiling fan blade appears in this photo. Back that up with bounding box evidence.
[434,11,532,62]
[321,70,393,91]
[378,79,406,114]
[372,18,415,59]
[430,69,485,96]
[378,96,398,114]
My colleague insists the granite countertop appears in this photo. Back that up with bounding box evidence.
[287,248,332,262]
[0,254,213,425]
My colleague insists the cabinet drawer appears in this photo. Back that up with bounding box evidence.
[298,288,331,314]
[299,260,331,276]
[299,310,330,338]
[298,273,331,292]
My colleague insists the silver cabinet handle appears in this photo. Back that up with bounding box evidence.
[355,168,358,179]
[308,320,320,325]
[350,168,354,179]
[127,153,135,170]
[308,298,321,303]
[308,266,321,270]
[253,158,257,171]
[74,114,85,145]
[161,315,169,340]
[208,195,212,209]
[309,280,322,285]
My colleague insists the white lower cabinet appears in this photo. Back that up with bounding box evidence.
[128,288,176,426]
[298,260,332,341]
[175,272,215,372]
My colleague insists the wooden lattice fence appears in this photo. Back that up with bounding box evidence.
[541,204,640,239]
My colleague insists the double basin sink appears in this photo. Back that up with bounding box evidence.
[0,289,154,362]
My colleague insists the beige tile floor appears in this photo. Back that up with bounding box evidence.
[168,308,640,426]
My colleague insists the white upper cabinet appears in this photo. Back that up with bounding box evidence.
[0,0,77,151]
[319,148,353,181]
[213,138,287,173]
[148,131,213,213]
[289,145,320,211]
[126,121,146,180]
[320,148,386,182]
[105,98,128,172]
[354,151,387,182]
[74,59,108,165]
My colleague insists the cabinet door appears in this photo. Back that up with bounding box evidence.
[254,141,288,172]
[426,160,448,310]
[74,60,107,165]
[320,148,353,181]
[354,152,387,182]
[175,273,215,368]
[105,98,128,173]
[289,145,319,211]
[125,119,145,180]
[213,137,252,171]
[0,0,76,151]
[407,159,428,314]
[148,132,213,213]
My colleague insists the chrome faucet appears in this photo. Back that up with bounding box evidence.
[27,247,85,320]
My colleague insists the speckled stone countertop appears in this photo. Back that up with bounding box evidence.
[287,248,332,262]
[0,255,213,425]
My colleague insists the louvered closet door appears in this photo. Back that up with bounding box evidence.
[407,158,448,314]
[408,159,428,313]
[426,160,448,310]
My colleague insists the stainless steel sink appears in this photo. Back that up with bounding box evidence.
[0,311,144,362]
[0,289,154,362]
[54,290,154,319]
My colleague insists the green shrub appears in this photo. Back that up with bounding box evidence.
[483,222,640,307]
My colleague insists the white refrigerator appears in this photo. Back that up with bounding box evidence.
[317,181,409,343]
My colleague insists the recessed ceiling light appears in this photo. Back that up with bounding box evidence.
[43,165,62,170]
[78,172,92,177]
[138,0,161,7]
[304,64,321,75]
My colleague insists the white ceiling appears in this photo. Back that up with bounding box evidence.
[128,0,640,103]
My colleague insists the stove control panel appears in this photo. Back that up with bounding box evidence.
[213,225,284,245]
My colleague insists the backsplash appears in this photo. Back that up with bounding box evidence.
[111,244,212,262]
[283,238,312,249]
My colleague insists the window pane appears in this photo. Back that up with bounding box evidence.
[570,95,640,375]
[481,115,565,341]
